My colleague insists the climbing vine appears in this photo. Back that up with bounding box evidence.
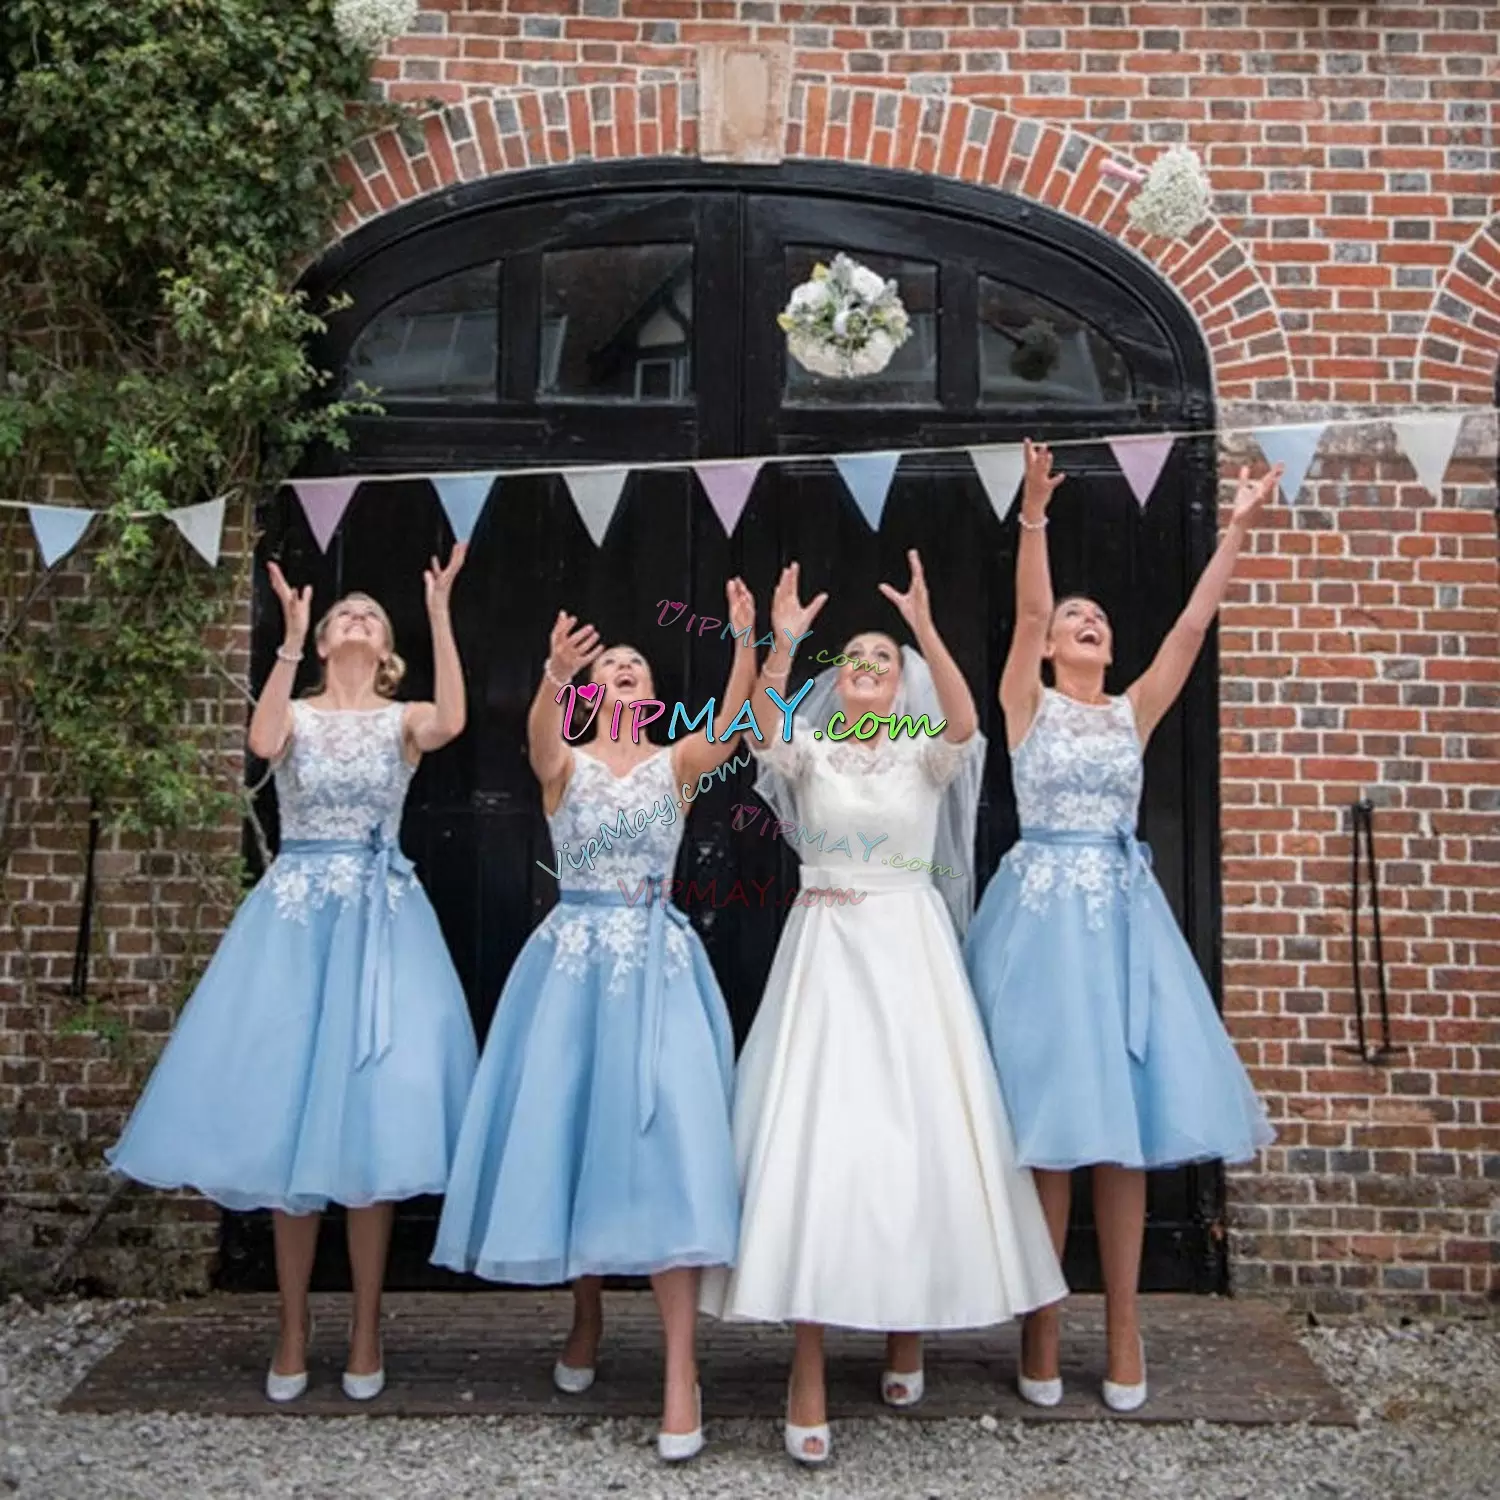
[0,1,393,857]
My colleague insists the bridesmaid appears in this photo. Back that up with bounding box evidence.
[701,559,1066,1466]
[109,547,479,1402]
[966,441,1279,1412]
[431,579,758,1463]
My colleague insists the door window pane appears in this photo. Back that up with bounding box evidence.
[540,245,693,402]
[979,278,1131,404]
[343,264,500,401]
[782,249,938,407]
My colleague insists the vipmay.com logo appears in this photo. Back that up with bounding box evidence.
[554,681,945,744]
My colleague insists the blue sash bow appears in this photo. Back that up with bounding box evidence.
[559,877,687,1134]
[1019,825,1153,1063]
[276,827,414,1069]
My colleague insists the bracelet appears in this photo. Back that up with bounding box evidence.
[275,645,303,663]
[1018,512,1048,532]
[543,658,571,691]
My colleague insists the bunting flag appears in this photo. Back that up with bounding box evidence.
[291,477,360,552]
[695,460,763,536]
[1392,413,1464,502]
[563,467,629,547]
[432,473,497,543]
[834,451,902,530]
[1108,434,1177,509]
[28,505,93,568]
[1252,423,1327,505]
[967,445,1026,523]
[168,495,227,567]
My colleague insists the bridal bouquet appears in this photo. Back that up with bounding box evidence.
[1126,145,1213,241]
[333,0,417,52]
[779,254,912,379]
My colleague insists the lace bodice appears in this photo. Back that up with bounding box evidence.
[1005,689,1143,927]
[754,733,972,875]
[546,749,685,892]
[537,748,693,992]
[275,701,414,842]
[1012,689,1142,833]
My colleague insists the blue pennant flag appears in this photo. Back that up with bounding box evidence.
[1253,423,1327,505]
[834,452,902,530]
[28,505,93,568]
[432,474,498,543]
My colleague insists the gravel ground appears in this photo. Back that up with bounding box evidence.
[1,1297,1497,1500]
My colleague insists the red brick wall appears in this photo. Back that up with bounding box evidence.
[4,2,1497,1312]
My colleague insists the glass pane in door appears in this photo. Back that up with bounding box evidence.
[978,277,1132,404]
[539,244,694,402]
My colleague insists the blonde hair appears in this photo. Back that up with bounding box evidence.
[308,592,406,698]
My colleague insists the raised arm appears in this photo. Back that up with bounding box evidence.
[405,543,469,759]
[247,562,310,761]
[998,440,1066,751]
[879,549,977,743]
[759,562,827,710]
[527,611,602,813]
[1127,462,1282,745]
[672,576,758,789]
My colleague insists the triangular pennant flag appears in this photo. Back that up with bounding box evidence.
[432,473,498,543]
[967,445,1026,523]
[291,477,360,552]
[563,467,629,547]
[28,505,93,568]
[834,452,901,530]
[1107,434,1177,509]
[695,461,763,536]
[168,495,227,566]
[1392,413,1464,502]
[1252,423,1327,505]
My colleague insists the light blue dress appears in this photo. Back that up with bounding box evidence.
[966,689,1274,1170]
[107,700,478,1213]
[431,747,738,1283]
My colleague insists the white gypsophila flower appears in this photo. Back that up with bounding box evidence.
[1126,145,1213,240]
[333,0,419,53]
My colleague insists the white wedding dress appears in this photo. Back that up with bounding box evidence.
[700,731,1067,1331]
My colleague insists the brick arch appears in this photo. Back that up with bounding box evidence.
[332,82,1292,402]
[1414,217,1500,404]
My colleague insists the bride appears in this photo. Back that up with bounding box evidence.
[700,556,1066,1465]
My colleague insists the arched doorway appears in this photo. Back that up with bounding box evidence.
[224,161,1226,1295]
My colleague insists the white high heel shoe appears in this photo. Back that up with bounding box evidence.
[1101,1338,1147,1413]
[265,1313,313,1403]
[784,1382,831,1466]
[880,1367,925,1407]
[1016,1355,1063,1408]
[656,1384,704,1463]
[342,1319,384,1401]
[553,1359,596,1394]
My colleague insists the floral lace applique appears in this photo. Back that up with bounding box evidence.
[1007,842,1129,930]
[268,854,408,923]
[534,906,691,992]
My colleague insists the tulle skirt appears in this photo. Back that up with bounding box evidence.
[107,848,478,1214]
[431,896,739,1283]
[966,842,1274,1171]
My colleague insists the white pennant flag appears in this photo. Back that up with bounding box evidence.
[563,467,629,547]
[1392,414,1464,502]
[967,445,1027,523]
[168,495,228,566]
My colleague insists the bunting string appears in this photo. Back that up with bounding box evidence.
[0,407,1488,569]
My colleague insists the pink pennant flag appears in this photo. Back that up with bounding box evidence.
[290,477,360,552]
[694,461,763,536]
[1107,434,1176,509]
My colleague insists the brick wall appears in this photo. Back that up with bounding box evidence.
[3,2,1497,1313]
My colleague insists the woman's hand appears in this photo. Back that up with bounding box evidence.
[266,561,311,650]
[1229,463,1283,529]
[769,563,827,645]
[424,542,467,615]
[547,610,602,680]
[1021,438,1066,517]
[877,549,934,636]
[726,575,755,639]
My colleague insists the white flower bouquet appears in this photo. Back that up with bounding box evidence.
[1126,145,1213,240]
[779,254,912,379]
[333,0,418,53]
